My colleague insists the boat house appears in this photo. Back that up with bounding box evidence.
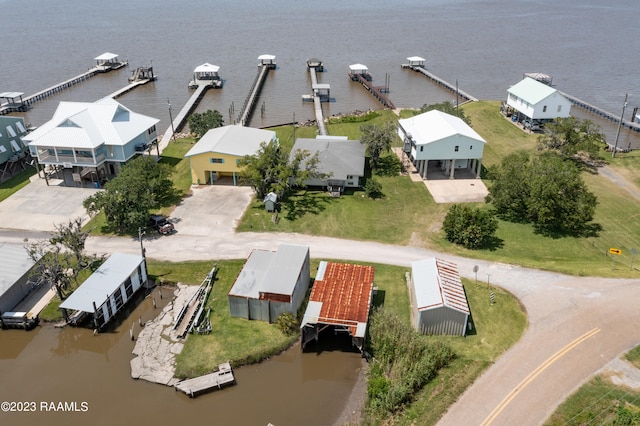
[189,63,223,88]
[301,261,375,352]
[228,244,310,323]
[409,258,470,336]
[94,52,127,72]
[59,253,148,330]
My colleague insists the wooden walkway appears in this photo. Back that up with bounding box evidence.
[402,64,478,103]
[349,72,395,109]
[559,91,640,133]
[172,265,216,338]
[175,362,235,397]
[159,84,210,150]
[308,67,328,136]
[236,64,271,126]
[106,78,154,100]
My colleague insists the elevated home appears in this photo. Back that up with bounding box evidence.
[506,77,572,123]
[228,244,310,323]
[398,110,486,179]
[409,258,470,336]
[290,137,365,195]
[185,125,276,185]
[59,253,148,330]
[0,116,29,180]
[24,98,159,184]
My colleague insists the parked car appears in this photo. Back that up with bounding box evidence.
[148,215,175,235]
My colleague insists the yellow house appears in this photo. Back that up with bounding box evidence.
[185,125,276,185]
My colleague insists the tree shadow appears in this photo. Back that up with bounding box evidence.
[282,191,334,221]
[479,235,505,251]
[533,222,603,239]
[375,155,403,176]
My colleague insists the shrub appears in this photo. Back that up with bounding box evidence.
[274,312,298,335]
[365,178,384,199]
[442,204,498,249]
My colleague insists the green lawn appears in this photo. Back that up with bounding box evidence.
[0,168,36,203]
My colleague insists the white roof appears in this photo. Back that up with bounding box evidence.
[412,258,469,315]
[507,77,558,105]
[0,244,36,299]
[407,56,426,62]
[94,52,119,61]
[194,63,220,73]
[23,98,159,149]
[398,110,486,146]
[258,54,276,61]
[349,64,368,71]
[0,92,24,98]
[60,253,143,313]
[228,244,309,299]
[185,125,276,158]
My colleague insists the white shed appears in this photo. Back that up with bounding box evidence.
[0,244,37,315]
[409,258,470,336]
[228,244,310,323]
[398,110,486,179]
[506,77,572,121]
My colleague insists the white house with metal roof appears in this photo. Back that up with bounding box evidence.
[185,124,276,185]
[0,244,38,315]
[506,77,572,121]
[24,97,159,184]
[228,244,310,323]
[59,253,147,330]
[398,110,486,179]
[409,258,470,336]
[0,116,29,181]
[290,137,365,193]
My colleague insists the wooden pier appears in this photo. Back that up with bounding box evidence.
[174,362,235,397]
[106,78,154,100]
[236,56,276,126]
[349,67,395,109]
[304,59,329,136]
[402,57,478,103]
[559,91,640,133]
[160,84,210,148]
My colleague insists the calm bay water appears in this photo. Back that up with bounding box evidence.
[0,1,639,424]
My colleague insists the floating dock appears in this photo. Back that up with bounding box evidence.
[402,56,478,103]
[303,58,329,136]
[236,55,277,126]
[174,362,235,397]
[348,64,395,109]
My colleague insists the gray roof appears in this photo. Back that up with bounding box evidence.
[60,253,143,313]
[228,244,309,299]
[290,138,366,180]
[0,244,36,299]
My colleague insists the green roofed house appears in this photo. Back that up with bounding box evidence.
[228,244,310,323]
[0,116,30,181]
[506,76,572,123]
[290,136,365,196]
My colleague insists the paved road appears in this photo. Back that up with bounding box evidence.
[1,181,639,425]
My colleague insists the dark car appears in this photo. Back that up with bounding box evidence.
[148,215,175,235]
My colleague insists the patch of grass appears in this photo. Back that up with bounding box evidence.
[625,344,640,369]
[546,376,640,425]
[0,168,37,203]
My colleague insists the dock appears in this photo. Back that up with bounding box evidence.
[559,91,640,134]
[106,76,155,100]
[303,59,329,136]
[348,64,395,109]
[173,265,216,339]
[236,55,277,126]
[159,84,209,149]
[402,56,478,103]
[174,362,235,397]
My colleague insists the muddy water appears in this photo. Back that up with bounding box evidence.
[0,289,363,426]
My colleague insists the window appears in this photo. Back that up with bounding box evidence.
[454,146,459,152]
[557,105,562,112]
[210,158,224,164]
[420,146,424,152]
[543,105,547,112]
[0,145,6,153]
[113,287,124,310]
[470,145,473,150]
[147,125,156,135]
[15,121,26,133]
[10,140,21,152]
[124,277,134,298]
[6,126,16,137]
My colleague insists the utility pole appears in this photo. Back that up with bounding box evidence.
[612,93,628,158]
[167,97,176,144]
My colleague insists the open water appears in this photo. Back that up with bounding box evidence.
[0,0,639,424]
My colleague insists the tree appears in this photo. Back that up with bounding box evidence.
[420,101,471,125]
[49,218,90,284]
[537,116,605,162]
[83,156,176,233]
[364,178,383,199]
[360,122,397,170]
[442,204,498,249]
[187,109,224,138]
[485,151,531,222]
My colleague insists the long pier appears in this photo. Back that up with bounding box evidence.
[349,72,395,109]
[305,61,328,136]
[159,84,210,150]
[236,62,272,126]
[559,91,640,133]
[174,362,235,397]
[402,61,478,103]
[106,78,154,100]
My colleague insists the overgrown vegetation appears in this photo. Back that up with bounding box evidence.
[443,204,499,249]
[187,109,224,138]
[420,101,471,125]
[360,121,397,170]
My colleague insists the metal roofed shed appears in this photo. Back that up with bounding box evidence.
[301,261,375,353]
[0,244,38,316]
[409,258,470,336]
[228,244,310,323]
[59,253,148,330]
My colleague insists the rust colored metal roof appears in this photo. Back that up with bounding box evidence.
[308,262,375,336]
[412,258,469,315]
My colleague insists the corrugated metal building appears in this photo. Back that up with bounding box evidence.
[0,244,37,314]
[228,244,310,323]
[59,253,148,330]
[301,261,375,352]
[410,258,470,336]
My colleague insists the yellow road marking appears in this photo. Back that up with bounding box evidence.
[480,327,601,426]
